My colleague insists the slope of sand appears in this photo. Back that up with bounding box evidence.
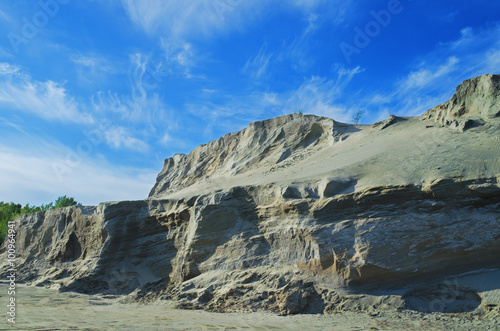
[159,116,500,201]
[2,281,499,330]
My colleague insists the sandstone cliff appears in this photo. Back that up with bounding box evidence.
[1,74,499,316]
[421,74,500,131]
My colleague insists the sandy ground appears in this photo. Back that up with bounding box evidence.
[1,282,499,331]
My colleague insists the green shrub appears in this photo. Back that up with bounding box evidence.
[0,196,81,243]
[352,110,365,124]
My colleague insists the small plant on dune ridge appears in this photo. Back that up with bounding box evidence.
[352,110,365,124]
[294,107,304,115]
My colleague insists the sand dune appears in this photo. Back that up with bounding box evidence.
[1,74,499,329]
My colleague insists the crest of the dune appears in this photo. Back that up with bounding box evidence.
[149,115,347,197]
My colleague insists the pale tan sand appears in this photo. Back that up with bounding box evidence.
[1,282,499,330]
[160,117,500,201]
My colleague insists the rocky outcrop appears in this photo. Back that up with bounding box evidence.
[372,114,404,130]
[3,178,499,315]
[421,74,500,131]
[149,115,349,197]
[1,75,499,316]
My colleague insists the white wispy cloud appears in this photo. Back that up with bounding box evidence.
[90,53,173,122]
[120,1,347,79]
[277,12,321,71]
[91,86,175,132]
[85,53,181,152]
[185,23,500,134]
[305,13,319,34]
[0,142,157,206]
[120,0,334,37]
[185,65,363,139]
[243,43,273,79]
[288,0,329,9]
[0,63,93,123]
[402,56,460,90]
[484,48,500,73]
[160,38,198,78]
[0,62,19,75]
[285,67,364,122]
[430,25,500,78]
[104,126,149,152]
[69,53,121,87]
[356,24,500,120]
[184,90,282,140]
[71,53,117,74]
[0,8,13,23]
[0,59,161,153]
[121,0,246,37]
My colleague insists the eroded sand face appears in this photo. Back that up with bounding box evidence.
[2,281,499,330]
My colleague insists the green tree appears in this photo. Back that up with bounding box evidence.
[0,202,22,244]
[0,196,81,243]
[53,195,81,209]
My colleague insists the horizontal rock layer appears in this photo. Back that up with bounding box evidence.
[2,177,499,313]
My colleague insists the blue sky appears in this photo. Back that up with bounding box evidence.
[0,0,499,206]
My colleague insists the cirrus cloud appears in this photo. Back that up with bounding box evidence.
[0,63,93,124]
